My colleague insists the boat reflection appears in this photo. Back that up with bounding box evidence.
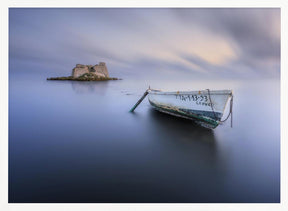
[148,108,216,142]
[145,108,218,163]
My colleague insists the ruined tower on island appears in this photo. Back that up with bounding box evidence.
[72,62,109,78]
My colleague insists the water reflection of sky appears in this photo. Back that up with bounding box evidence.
[9,73,280,202]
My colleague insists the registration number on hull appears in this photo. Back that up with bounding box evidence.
[175,94,213,106]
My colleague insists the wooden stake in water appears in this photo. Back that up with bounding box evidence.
[130,89,149,112]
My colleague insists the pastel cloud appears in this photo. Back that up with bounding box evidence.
[9,8,280,79]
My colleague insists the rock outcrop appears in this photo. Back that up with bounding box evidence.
[72,62,109,78]
[47,62,119,81]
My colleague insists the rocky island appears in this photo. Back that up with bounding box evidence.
[47,62,119,81]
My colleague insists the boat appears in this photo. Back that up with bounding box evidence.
[130,88,233,129]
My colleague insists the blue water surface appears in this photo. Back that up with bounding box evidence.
[9,73,280,203]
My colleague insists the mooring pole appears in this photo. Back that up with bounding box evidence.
[129,89,149,112]
[230,95,233,128]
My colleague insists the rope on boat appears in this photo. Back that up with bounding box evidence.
[207,89,233,128]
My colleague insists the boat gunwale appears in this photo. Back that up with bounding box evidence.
[148,89,232,95]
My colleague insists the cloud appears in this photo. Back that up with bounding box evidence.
[9,8,280,79]
[173,9,280,63]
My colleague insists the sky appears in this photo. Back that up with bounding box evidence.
[9,8,280,79]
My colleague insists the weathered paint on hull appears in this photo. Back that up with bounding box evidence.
[148,89,232,129]
[149,100,219,129]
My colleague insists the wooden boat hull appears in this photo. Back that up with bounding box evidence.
[148,89,233,129]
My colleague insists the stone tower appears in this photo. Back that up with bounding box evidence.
[72,62,109,78]
[91,62,109,78]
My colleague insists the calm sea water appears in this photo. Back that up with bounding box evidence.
[9,73,280,203]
